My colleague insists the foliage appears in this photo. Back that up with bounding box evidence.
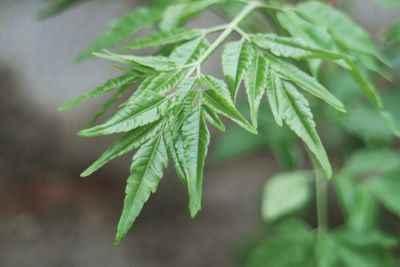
[54,0,400,251]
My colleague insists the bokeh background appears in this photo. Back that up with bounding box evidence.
[0,0,399,266]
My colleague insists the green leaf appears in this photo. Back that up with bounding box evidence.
[342,148,400,176]
[132,70,186,99]
[262,171,312,221]
[81,120,163,177]
[159,0,221,31]
[202,105,225,132]
[174,105,210,217]
[278,81,332,178]
[124,28,202,50]
[387,23,400,42]
[244,51,268,127]
[165,129,186,185]
[335,167,379,232]
[115,135,168,243]
[297,1,388,64]
[169,37,209,65]
[251,33,342,60]
[246,223,315,267]
[77,7,162,61]
[200,75,232,102]
[315,232,338,267]
[200,76,257,134]
[345,58,383,109]
[335,239,395,267]
[266,67,284,127]
[94,51,177,71]
[58,73,138,111]
[38,0,89,20]
[277,10,335,51]
[365,174,400,217]
[222,40,254,102]
[88,82,132,126]
[347,185,377,232]
[267,55,346,113]
[78,92,171,137]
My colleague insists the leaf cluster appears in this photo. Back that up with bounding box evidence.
[58,0,399,242]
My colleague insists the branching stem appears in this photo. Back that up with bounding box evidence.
[185,1,258,78]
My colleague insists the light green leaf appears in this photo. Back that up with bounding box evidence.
[345,58,383,109]
[246,221,315,267]
[124,28,202,50]
[94,51,177,71]
[78,92,171,137]
[165,129,186,185]
[200,75,232,102]
[77,7,161,61]
[262,171,312,221]
[245,51,268,127]
[159,0,221,31]
[387,23,400,42]
[342,148,400,176]
[202,105,225,132]
[175,105,210,217]
[251,33,342,60]
[88,82,132,126]
[297,1,388,64]
[365,174,400,217]
[315,232,338,267]
[200,76,257,134]
[276,9,337,75]
[169,37,209,65]
[38,0,89,20]
[277,10,335,51]
[81,120,163,177]
[58,73,138,111]
[132,70,186,99]
[115,135,168,243]
[174,77,197,104]
[267,55,346,113]
[266,66,284,127]
[222,40,254,102]
[278,81,332,178]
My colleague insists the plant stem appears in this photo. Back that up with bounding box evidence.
[196,2,258,64]
[185,1,258,78]
[309,153,328,235]
[315,165,328,234]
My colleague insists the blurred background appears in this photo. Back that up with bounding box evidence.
[0,0,399,266]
